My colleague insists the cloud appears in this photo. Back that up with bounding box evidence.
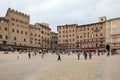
[0,0,120,32]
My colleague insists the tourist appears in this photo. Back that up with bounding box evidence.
[107,52,110,56]
[98,52,100,56]
[77,52,80,60]
[34,51,37,56]
[83,51,87,60]
[88,52,92,59]
[17,55,19,60]
[41,51,44,58]
[28,52,31,59]
[57,53,61,61]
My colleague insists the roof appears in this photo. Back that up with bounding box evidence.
[35,23,51,30]
[107,17,120,21]
[57,24,78,27]
[0,17,9,21]
[77,22,104,27]
[6,8,30,17]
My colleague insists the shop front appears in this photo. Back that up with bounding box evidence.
[82,47,105,54]
[111,46,120,55]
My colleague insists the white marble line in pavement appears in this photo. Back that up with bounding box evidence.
[95,59,106,80]
[18,61,56,80]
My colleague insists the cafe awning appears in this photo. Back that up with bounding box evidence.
[82,48,98,50]
[111,46,120,49]
[12,46,28,49]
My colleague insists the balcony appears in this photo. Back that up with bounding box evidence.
[111,34,120,36]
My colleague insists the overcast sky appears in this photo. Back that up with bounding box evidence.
[0,0,120,32]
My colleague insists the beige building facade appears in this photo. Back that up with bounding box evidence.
[57,17,106,51]
[0,8,51,50]
[50,32,58,50]
[0,17,9,50]
[5,8,30,49]
[57,24,77,50]
[0,8,120,52]
[57,16,120,52]
[30,23,51,50]
[76,22,106,51]
[106,18,120,54]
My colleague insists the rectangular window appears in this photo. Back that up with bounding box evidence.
[3,41,7,45]
[31,33,33,36]
[80,29,82,31]
[87,28,89,30]
[14,37,16,40]
[66,35,68,37]
[96,34,98,37]
[73,34,74,36]
[17,24,19,27]
[17,30,19,33]
[11,18,15,21]
[24,38,26,42]
[21,31,23,34]
[5,27,7,31]
[14,42,16,45]
[12,23,14,25]
[25,32,27,35]
[12,29,14,32]
[84,27,86,31]
[0,34,2,38]
[6,36,8,39]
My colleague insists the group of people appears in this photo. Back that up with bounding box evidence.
[28,51,46,59]
[16,50,105,61]
[56,51,93,61]
[83,51,92,60]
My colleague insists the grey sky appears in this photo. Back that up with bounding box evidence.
[0,0,120,32]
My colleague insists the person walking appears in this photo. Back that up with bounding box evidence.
[34,51,37,56]
[77,52,80,60]
[88,52,92,59]
[98,52,100,56]
[107,52,110,56]
[28,52,31,59]
[83,51,87,60]
[17,55,19,60]
[57,53,61,61]
[41,52,44,58]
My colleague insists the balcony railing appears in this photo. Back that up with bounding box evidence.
[111,34,120,36]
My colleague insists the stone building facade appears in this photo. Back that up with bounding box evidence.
[0,8,120,52]
[57,24,77,50]
[50,32,58,50]
[0,8,51,50]
[30,23,51,50]
[57,17,106,51]
[76,18,106,51]
[5,8,30,50]
[0,17,9,50]
[106,17,120,54]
